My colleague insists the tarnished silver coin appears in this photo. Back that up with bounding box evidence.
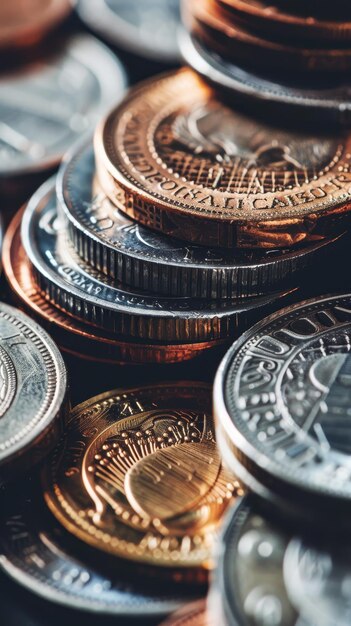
[0,303,67,486]
[77,0,181,62]
[181,32,351,126]
[214,294,351,520]
[284,536,351,626]
[57,143,338,299]
[210,497,310,626]
[0,34,126,188]
[0,487,198,617]
[22,178,292,343]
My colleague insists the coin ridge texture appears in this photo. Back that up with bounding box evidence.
[214,293,351,513]
[96,68,351,249]
[43,382,241,569]
[0,302,67,484]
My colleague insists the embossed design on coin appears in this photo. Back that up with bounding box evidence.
[0,346,16,419]
[43,383,240,568]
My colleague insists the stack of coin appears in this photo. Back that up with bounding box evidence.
[181,0,351,124]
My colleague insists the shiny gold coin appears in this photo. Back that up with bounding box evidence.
[95,68,351,249]
[43,383,241,570]
[158,600,210,625]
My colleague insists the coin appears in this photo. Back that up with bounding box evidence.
[77,0,181,62]
[43,383,241,570]
[158,600,209,625]
[0,485,200,617]
[3,208,226,365]
[0,0,72,52]
[59,143,338,299]
[96,68,351,250]
[0,34,126,199]
[214,293,351,521]
[180,32,351,127]
[216,0,351,44]
[187,0,351,75]
[211,496,304,626]
[0,302,67,486]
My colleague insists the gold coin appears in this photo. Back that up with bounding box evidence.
[43,382,241,570]
[95,68,351,249]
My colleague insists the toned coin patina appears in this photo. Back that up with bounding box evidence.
[43,383,241,570]
[96,68,351,249]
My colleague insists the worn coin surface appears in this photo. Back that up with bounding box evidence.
[96,68,351,249]
[214,293,351,519]
[3,209,224,365]
[77,0,181,62]
[43,383,241,570]
[180,32,351,127]
[58,143,337,298]
[22,178,291,342]
[159,600,209,625]
[0,34,125,186]
[0,302,67,485]
[0,486,199,617]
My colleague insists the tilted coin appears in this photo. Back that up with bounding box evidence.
[210,496,310,626]
[0,0,72,51]
[77,0,181,62]
[96,67,351,249]
[22,178,292,343]
[0,302,67,486]
[187,0,351,75]
[214,293,351,521]
[158,600,209,625]
[58,143,338,299]
[180,32,351,127]
[43,383,242,570]
[0,485,199,617]
[0,34,126,198]
[3,208,226,365]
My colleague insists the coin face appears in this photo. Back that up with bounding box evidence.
[0,0,72,50]
[159,600,209,625]
[43,383,241,569]
[59,143,336,299]
[0,486,199,617]
[214,293,351,516]
[0,303,67,485]
[77,0,181,62]
[0,35,126,179]
[96,68,351,249]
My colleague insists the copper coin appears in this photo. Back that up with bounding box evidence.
[158,600,210,625]
[216,0,351,44]
[96,67,351,249]
[186,0,351,74]
[2,208,225,364]
[0,0,72,51]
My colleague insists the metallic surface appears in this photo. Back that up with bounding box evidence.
[180,31,351,127]
[0,35,126,181]
[43,383,241,569]
[77,0,181,62]
[0,487,199,617]
[159,600,209,625]
[58,143,338,298]
[3,209,224,364]
[0,302,67,485]
[214,293,351,516]
[22,179,292,343]
[96,68,351,249]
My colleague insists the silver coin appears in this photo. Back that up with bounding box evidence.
[0,487,197,617]
[180,32,351,126]
[77,0,181,62]
[0,303,67,486]
[21,178,292,343]
[57,142,339,299]
[211,497,308,626]
[0,34,126,182]
[214,293,351,519]
[284,536,351,626]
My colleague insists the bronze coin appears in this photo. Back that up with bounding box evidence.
[158,600,210,625]
[96,67,351,249]
[2,208,226,364]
